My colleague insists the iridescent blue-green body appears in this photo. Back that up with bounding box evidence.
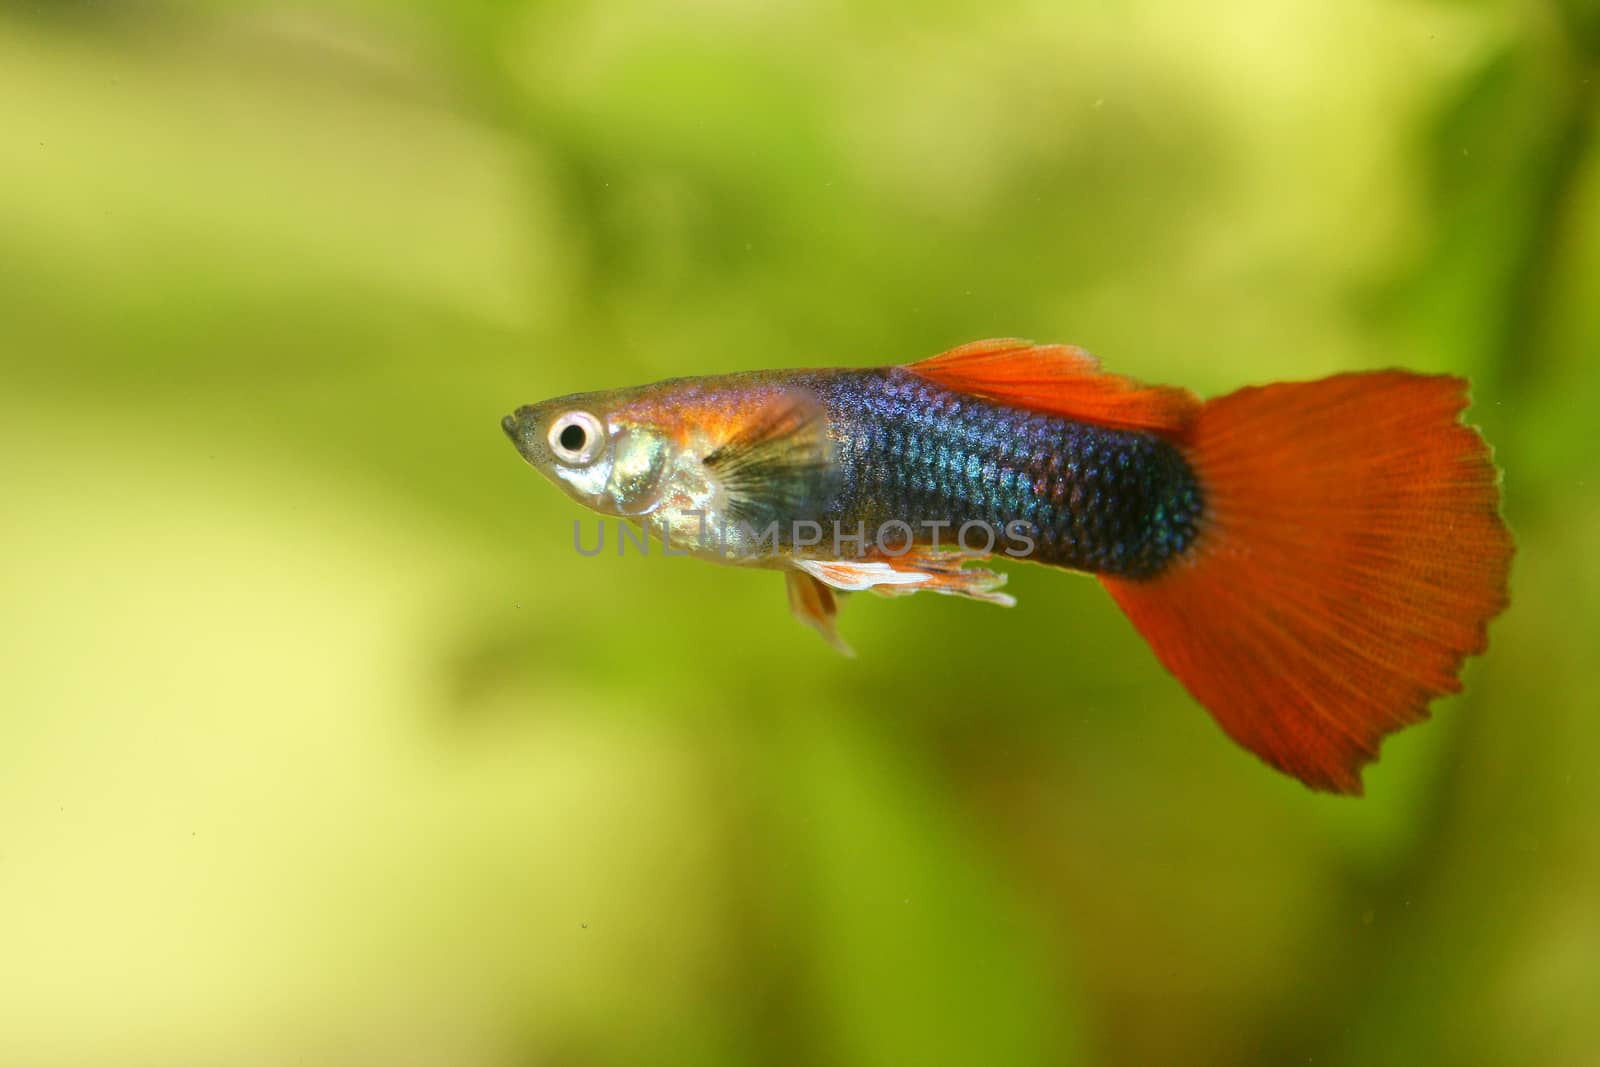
[798,368,1206,579]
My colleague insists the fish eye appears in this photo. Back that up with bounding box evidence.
[547,411,606,467]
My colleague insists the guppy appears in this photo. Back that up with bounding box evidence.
[502,339,1512,794]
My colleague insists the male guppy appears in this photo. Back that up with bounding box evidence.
[502,339,1512,794]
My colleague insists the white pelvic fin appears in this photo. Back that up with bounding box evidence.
[794,556,1017,607]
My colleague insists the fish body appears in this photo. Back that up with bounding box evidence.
[503,339,1513,795]
[508,365,1203,576]
[785,368,1205,578]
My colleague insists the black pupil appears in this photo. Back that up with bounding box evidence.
[559,423,587,453]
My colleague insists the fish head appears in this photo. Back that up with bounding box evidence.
[504,374,837,555]
[501,389,678,518]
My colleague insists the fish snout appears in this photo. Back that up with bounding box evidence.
[502,407,544,447]
[501,409,543,462]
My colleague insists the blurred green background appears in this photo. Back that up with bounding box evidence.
[2,1,1597,1064]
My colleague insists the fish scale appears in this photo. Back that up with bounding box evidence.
[797,368,1206,578]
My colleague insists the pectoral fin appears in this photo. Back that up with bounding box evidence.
[703,389,838,529]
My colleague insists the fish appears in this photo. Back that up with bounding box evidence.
[502,338,1513,794]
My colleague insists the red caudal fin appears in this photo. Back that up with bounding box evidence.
[906,339,1202,435]
[1101,372,1513,794]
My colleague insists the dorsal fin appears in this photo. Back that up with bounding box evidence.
[904,338,1201,437]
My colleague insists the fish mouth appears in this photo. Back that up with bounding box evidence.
[500,414,518,442]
